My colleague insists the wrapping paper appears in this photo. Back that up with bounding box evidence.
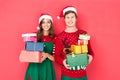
[81,45,88,53]
[25,42,44,51]
[19,50,42,63]
[71,45,81,54]
[23,36,37,42]
[66,54,88,70]
[79,34,90,40]
[71,45,88,54]
[78,40,88,45]
[22,33,37,42]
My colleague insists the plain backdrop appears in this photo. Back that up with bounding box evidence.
[0,0,120,80]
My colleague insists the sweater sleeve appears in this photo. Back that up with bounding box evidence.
[54,37,65,65]
[88,40,94,57]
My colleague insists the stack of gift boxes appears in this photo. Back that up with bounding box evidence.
[19,33,54,63]
[66,34,90,70]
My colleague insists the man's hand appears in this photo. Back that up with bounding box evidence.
[63,59,70,69]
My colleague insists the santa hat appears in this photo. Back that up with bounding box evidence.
[39,14,53,23]
[57,6,77,19]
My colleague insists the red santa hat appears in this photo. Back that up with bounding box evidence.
[39,14,53,23]
[57,6,77,19]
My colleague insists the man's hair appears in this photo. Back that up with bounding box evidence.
[64,10,77,18]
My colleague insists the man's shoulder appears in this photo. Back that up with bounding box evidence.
[78,29,87,34]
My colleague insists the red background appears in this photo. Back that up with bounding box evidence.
[0,0,120,80]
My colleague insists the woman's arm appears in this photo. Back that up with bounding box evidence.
[40,52,54,62]
[46,53,55,61]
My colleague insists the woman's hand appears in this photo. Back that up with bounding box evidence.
[40,52,48,63]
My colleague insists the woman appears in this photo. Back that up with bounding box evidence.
[24,14,56,80]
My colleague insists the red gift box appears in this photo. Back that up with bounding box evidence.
[19,50,42,63]
[78,40,88,45]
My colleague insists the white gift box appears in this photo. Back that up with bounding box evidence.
[79,34,90,40]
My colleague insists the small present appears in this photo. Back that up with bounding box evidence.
[44,42,54,54]
[81,45,88,53]
[66,54,88,70]
[79,34,90,40]
[78,40,88,45]
[22,33,37,42]
[25,42,44,51]
[23,36,37,42]
[71,45,75,52]
[71,45,81,54]
[70,44,88,54]
[19,50,42,63]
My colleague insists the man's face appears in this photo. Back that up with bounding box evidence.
[64,13,77,27]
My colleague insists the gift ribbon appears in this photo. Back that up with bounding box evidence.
[39,52,42,62]
[33,42,36,51]
[68,66,86,70]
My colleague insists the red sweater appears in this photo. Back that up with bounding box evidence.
[54,29,94,78]
[41,35,53,42]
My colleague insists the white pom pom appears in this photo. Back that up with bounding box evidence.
[37,26,40,30]
[57,16,60,19]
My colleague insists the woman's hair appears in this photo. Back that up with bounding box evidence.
[37,19,55,42]
[64,10,78,18]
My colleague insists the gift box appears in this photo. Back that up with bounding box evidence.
[71,45,81,54]
[23,36,37,42]
[44,42,54,54]
[66,54,88,70]
[19,50,42,63]
[70,44,88,54]
[81,45,88,53]
[79,34,90,40]
[22,33,37,42]
[78,40,88,45]
[25,42,44,51]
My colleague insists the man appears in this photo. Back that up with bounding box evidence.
[54,6,94,80]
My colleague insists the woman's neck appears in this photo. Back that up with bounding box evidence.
[43,30,49,36]
[65,26,78,32]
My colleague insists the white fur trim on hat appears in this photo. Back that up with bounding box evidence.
[39,15,53,23]
[63,7,77,15]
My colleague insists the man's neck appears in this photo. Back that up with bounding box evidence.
[65,26,78,32]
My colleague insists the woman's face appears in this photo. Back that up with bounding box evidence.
[64,13,77,27]
[41,18,51,31]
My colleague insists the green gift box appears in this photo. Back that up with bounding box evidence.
[66,54,88,70]
[44,42,54,54]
